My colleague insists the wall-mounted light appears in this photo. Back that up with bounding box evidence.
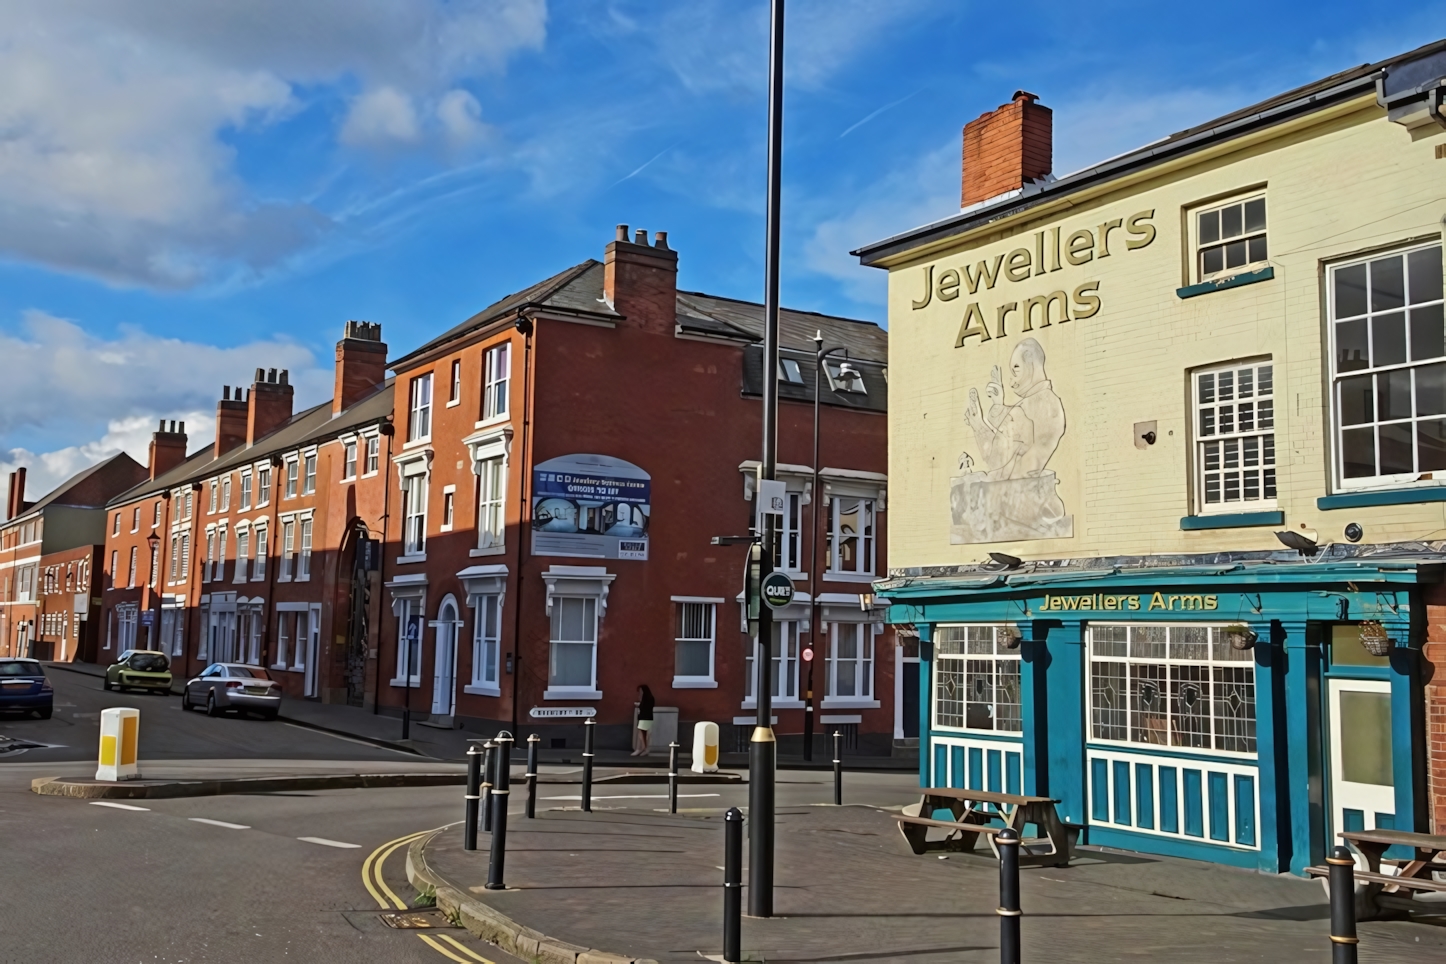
[988,551,1022,570]
[1344,522,1364,543]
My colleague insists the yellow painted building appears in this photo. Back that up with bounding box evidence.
[857,42,1446,877]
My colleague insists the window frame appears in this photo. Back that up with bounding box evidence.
[239,471,252,511]
[302,451,317,495]
[1191,360,1277,514]
[409,372,433,442]
[1192,193,1268,284]
[251,521,267,581]
[827,496,875,576]
[826,621,875,702]
[342,440,358,480]
[284,458,299,499]
[477,455,506,550]
[469,592,503,695]
[546,595,600,696]
[364,435,380,476]
[743,620,801,707]
[448,358,462,407]
[1328,241,1446,492]
[672,600,717,687]
[402,475,427,557]
[931,624,1022,733]
[482,342,510,422]
[1087,622,1258,758]
[256,465,271,507]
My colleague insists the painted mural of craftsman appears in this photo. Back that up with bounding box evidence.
[951,337,1074,543]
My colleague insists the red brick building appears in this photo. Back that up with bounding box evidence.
[99,322,393,703]
[2,456,146,661]
[375,226,896,754]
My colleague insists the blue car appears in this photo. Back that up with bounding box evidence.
[0,659,53,719]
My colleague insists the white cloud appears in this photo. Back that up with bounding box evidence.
[437,89,490,145]
[342,87,423,146]
[0,0,548,287]
[0,310,331,500]
[803,142,959,306]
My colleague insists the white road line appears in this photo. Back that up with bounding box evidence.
[298,836,362,849]
[189,817,251,830]
[543,793,721,801]
[88,801,150,811]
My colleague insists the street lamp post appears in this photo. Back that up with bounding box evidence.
[805,333,848,763]
[750,0,786,921]
[145,531,160,651]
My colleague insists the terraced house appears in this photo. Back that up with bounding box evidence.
[99,321,393,704]
[858,40,1446,874]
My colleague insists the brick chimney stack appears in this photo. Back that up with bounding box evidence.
[5,467,25,521]
[603,225,678,335]
[214,385,248,459]
[961,91,1052,208]
[148,420,189,481]
[334,321,387,415]
[248,367,295,445]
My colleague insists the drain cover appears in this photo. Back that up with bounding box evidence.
[378,911,454,929]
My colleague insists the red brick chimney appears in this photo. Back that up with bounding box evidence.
[603,225,678,335]
[214,386,248,459]
[248,368,295,444]
[961,91,1052,208]
[6,467,25,521]
[333,321,388,415]
[148,420,189,480]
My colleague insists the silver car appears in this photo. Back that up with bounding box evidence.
[182,663,282,720]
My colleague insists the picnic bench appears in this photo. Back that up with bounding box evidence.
[892,787,1080,868]
[1305,828,1446,920]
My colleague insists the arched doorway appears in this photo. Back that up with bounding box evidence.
[430,595,462,718]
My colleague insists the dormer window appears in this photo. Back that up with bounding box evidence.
[827,361,867,394]
[778,359,804,384]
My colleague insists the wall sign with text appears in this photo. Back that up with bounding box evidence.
[532,453,651,561]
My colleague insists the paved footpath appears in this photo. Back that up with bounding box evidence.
[420,801,1446,964]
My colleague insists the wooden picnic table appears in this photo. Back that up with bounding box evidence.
[1306,828,1446,920]
[892,787,1079,868]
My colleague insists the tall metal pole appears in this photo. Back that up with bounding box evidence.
[750,0,785,921]
[807,334,846,764]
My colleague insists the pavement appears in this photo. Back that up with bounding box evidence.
[412,772,1446,964]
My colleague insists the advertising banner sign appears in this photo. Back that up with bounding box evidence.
[532,454,651,560]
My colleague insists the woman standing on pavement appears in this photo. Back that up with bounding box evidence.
[632,684,655,756]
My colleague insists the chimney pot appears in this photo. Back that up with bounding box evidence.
[268,367,277,382]
[158,419,165,432]
[634,228,648,245]
[255,367,264,382]
[280,370,289,386]
[616,224,629,242]
[653,231,669,249]
[179,421,185,433]
[169,420,176,432]
[223,386,231,400]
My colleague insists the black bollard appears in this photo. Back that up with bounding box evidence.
[525,733,540,819]
[487,732,513,890]
[581,718,595,813]
[1328,846,1359,963]
[668,741,680,814]
[463,742,482,851]
[481,740,495,833]
[723,807,743,964]
[833,730,842,806]
[997,827,1021,964]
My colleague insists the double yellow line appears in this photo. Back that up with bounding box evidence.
[362,826,495,964]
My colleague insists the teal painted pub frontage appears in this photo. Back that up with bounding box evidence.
[878,556,1435,875]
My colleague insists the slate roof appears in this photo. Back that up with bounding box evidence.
[854,38,1446,266]
[107,380,394,508]
[4,452,145,524]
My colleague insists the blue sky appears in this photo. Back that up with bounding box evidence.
[1,0,1443,498]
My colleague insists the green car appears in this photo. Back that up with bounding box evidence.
[104,650,173,693]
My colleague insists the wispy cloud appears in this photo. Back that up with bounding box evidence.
[839,88,926,139]
[613,143,679,187]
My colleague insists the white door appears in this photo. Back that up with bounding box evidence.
[1327,678,1395,842]
[431,605,457,716]
[302,610,319,698]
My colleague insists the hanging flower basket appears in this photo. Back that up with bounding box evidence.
[1223,625,1257,651]
[1000,626,1023,650]
[1358,621,1392,657]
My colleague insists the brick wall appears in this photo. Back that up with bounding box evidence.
[1424,583,1446,833]
[961,91,1052,207]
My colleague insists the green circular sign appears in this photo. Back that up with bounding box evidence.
[761,571,795,611]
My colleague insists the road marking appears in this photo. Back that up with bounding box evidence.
[418,934,476,963]
[362,829,436,910]
[189,817,250,830]
[298,836,361,849]
[435,933,495,963]
[543,793,720,801]
[88,801,149,811]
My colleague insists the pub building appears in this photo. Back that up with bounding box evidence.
[855,40,1446,874]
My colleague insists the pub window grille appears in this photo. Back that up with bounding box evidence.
[1330,242,1445,485]
[933,624,1021,732]
[1088,623,1256,755]
[1195,361,1275,510]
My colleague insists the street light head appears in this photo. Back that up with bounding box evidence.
[988,551,1023,570]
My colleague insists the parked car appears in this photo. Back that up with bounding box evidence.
[104,650,173,693]
[182,664,282,719]
[0,659,53,719]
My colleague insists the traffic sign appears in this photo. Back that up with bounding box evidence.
[761,571,795,611]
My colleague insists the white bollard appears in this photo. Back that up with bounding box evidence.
[96,707,141,782]
[691,720,719,773]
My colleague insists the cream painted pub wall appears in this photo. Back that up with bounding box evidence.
[886,96,1446,568]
